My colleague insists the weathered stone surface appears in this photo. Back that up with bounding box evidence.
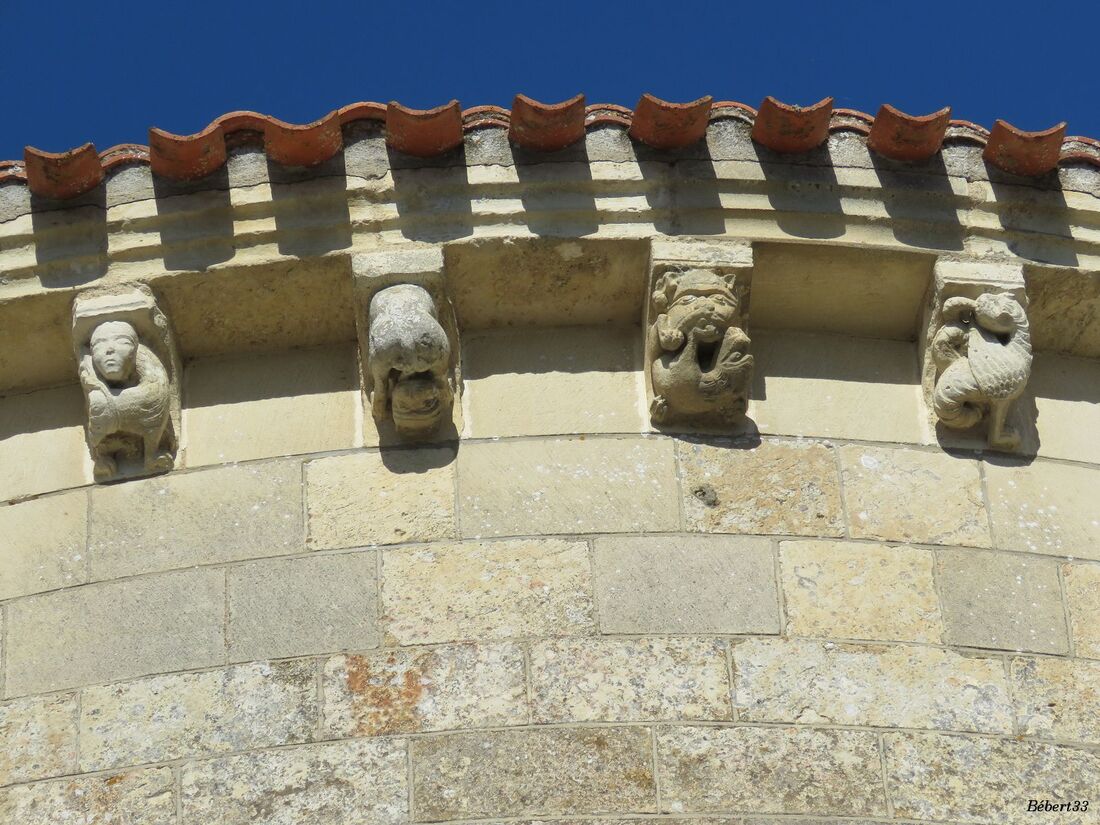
[679,439,844,537]
[0,491,87,601]
[382,540,595,644]
[779,540,943,644]
[1011,656,1100,744]
[181,738,407,825]
[591,535,780,634]
[411,727,656,819]
[323,643,527,736]
[839,446,990,546]
[4,568,225,696]
[885,731,1100,824]
[0,693,77,785]
[80,660,317,771]
[0,385,89,502]
[1030,353,1100,464]
[734,638,1012,733]
[228,551,378,662]
[530,637,731,723]
[1064,562,1100,659]
[985,459,1100,560]
[88,460,303,580]
[936,548,1069,654]
[658,726,886,816]
[307,447,456,549]
[458,437,678,537]
[0,767,176,825]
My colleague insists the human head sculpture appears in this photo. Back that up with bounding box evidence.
[89,320,140,384]
[652,268,740,350]
[391,373,454,437]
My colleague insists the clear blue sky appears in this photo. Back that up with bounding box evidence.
[2,0,1096,159]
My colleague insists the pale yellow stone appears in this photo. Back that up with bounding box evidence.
[779,540,943,644]
[1064,562,1100,659]
[1031,353,1100,464]
[0,693,77,785]
[382,540,595,644]
[0,385,88,502]
[839,445,990,546]
[307,447,456,549]
[457,436,678,537]
[0,767,176,825]
[679,439,844,537]
[1011,657,1100,744]
[0,490,87,600]
[984,459,1100,560]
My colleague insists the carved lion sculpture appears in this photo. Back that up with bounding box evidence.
[648,268,754,427]
[931,291,1032,449]
[78,320,175,481]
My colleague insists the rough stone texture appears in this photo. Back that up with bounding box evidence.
[322,643,527,736]
[1030,353,1100,464]
[591,535,780,634]
[1011,656,1100,744]
[984,459,1100,560]
[657,726,886,816]
[4,568,225,696]
[228,551,378,661]
[411,727,656,819]
[734,638,1012,733]
[0,490,87,601]
[88,459,303,580]
[679,439,844,537]
[779,540,943,644]
[1064,562,1100,659]
[80,660,317,771]
[458,436,678,537]
[530,637,731,722]
[839,445,990,546]
[0,693,77,785]
[0,767,176,825]
[306,447,456,549]
[382,540,595,644]
[936,548,1069,654]
[885,731,1100,824]
[181,738,407,825]
[0,385,88,502]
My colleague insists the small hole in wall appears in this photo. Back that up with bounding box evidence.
[692,484,719,507]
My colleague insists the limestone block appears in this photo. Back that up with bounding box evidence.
[88,459,303,580]
[936,548,1069,654]
[0,385,88,502]
[0,693,78,785]
[0,490,87,600]
[306,448,456,550]
[0,767,176,825]
[382,540,595,644]
[4,568,225,696]
[228,552,378,662]
[591,535,780,634]
[322,643,527,737]
[779,540,943,644]
[984,459,1100,560]
[1030,353,1100,464]
[679,439,844,537]
[839,445,990,546]
[657,726,886,816]
[80,660,317,771]
[1064,563,1100,659]
[411,727,656,820]
[1011,657,1100,744]
[457,437,678,537]
[885,732,1100,824]
[181,739,408,825]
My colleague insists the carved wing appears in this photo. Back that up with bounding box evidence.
[968,329,1031,399]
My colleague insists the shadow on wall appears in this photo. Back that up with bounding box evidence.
[378,441,458,474]
[269,153,352,257]
[988,165,1078,268]
[870,151,965,252]
[32,189,108,288]
[390,144,474,243]
[513,141,599,238]
[154,168,235,272]
[753,141,845,240]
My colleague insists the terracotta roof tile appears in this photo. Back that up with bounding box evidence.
[385,101,463,157]
[867,104,951,162]
[629,94,712,149]
[984,119,1066,177]
[509,94,586,152]
[751,96,834,153]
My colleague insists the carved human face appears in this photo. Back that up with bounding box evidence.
[663,280,738,343]
[391,375,452,437]
[90,321,138,383]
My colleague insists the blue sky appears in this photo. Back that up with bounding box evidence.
[2,0,1096,159]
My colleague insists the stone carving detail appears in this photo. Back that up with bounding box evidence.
[72,286,180,482]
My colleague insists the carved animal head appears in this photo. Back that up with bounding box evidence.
[89,321,139,384]
[391,374,453,437]
[652,269,740,349]
[973,292,1023,336]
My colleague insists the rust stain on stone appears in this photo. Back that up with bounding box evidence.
[344,653,426,735]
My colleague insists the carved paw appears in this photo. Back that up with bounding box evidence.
[148,451,174,473]
[650,395,671,424]
[93,455,117,482]
[989,427,1021,452]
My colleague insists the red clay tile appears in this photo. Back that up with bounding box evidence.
[831,108,874,135]
[149,122,226,181]
[509,94,586,152]
[262,113,343,167]
[24,143,103,199]
[867,104,951,161]
[386,101,463,157]
[984,120,1067,176]
[751,96,833,153]
[462,105,510,131]
[629,94,712,149]
[336,101,387,126]
[586,103,632,128]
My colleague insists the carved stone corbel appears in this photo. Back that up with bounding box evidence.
[644,239,754,429]
[71,285,181,482]
[920,259,1032,451]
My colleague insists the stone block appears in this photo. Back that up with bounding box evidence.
[181,738,407,825]
[411,727,656,819]
[1064,562,1100,659]
[779,540,943,644]
[457,437,678,537]
[80,660,317,771]
[306,447,456,549]
[0,767,176,825]
[1030,353,1100,464]
[0,385,89,502]
[936,548,1068,654]
[1011,656,1100,744]
[591,535,780,635]
[0,693,78,785]
[382,539,595,644]
[88,460,303,580]
[228,551,378,662]
[4,568,225,696]
[657,726,886,816]
[322,642,527,736]
[0,490,87,601]
[679,439,844,537]
[839,445,990,546]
